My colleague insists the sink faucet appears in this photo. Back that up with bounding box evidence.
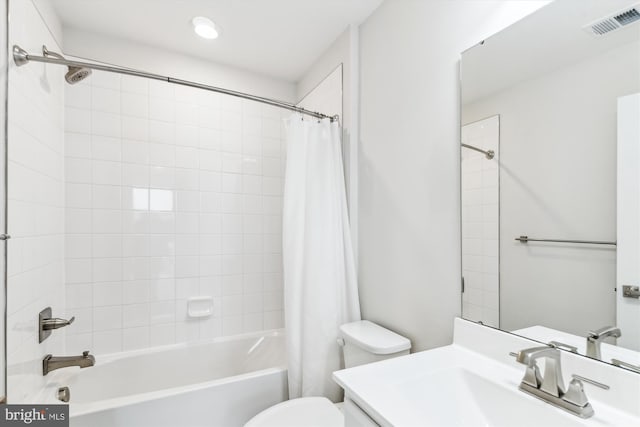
[586,326,621,360]
[43,351,95,375]
[513,345,606,418]
[516,346,565,397]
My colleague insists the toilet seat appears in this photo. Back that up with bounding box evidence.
[245,397,344,427]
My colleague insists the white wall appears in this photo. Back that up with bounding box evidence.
[63,68,288,354]
[297,66,342,124]
[296,27,358,256]
[617,93,640,351]
[297,29,349,125]
[7,0,66,402]
[463,41,640,335]
[62,29,296,104]
[31,0,63,44]
[358,0,550,351]
[461,116,500,327]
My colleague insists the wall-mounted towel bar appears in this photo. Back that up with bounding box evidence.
[461,143,494,159]
[515,236,617,246]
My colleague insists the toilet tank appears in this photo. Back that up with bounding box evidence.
[339,320,411,368]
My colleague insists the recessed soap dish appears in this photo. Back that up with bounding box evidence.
[187,297,214,318]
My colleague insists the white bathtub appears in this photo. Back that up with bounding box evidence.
[38,330,288,427]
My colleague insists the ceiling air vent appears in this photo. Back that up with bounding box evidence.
[583,3,640,36]
[615,7,640,25]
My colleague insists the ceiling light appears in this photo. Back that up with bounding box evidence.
[192,16,219,40]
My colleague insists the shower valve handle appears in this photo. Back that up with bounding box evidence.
[42,316,75,330]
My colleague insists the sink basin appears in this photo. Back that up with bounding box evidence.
[333,319,640,427]
[334,346,589,427]
[397,368,583,427]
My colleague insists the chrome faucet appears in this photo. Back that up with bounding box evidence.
[516,346,565,397]
[43,351,95,375]
[586,326,621,360]
[513,346,607,418]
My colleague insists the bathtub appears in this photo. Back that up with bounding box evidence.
[38,330,288,427]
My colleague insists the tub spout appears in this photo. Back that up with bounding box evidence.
[43,351,95,375]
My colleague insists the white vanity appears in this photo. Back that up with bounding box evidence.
[333,318,640,427]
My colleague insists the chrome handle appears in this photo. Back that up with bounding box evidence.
[571,374,609,390]
[622,285,640,299]
[42,316,75,330]
[611,359,640,373]
[562,378,589,407]
[515,346,561,366]
[549,341,578,353]
[0,234,10,240]
[39,307,76,343]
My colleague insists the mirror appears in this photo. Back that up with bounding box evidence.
[460,0,640,371]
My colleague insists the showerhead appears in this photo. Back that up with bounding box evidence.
[42,45,92,85]
[65,67,92,84]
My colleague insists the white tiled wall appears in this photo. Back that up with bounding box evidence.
[64,69,287,354]
[7,0,66,402]
[461,115,499,327]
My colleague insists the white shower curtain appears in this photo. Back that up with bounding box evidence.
[283,114,361,402]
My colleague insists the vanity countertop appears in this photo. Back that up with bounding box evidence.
[333,318,640,427]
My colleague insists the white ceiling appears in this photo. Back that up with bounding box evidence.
[46,0,383,82]
[462,0,640,104]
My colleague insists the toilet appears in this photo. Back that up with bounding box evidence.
[245,320,411,427]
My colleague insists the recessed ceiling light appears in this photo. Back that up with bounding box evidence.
[192,16,219,40]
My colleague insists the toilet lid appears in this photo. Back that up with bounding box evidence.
[340,320,411,355]
[245,397,344,427]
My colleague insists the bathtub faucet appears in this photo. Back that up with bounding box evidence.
[43,351,95,375]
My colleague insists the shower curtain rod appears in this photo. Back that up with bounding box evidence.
[12,45,338,121]
[461,143,494,160]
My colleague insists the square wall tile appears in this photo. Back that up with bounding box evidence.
[63,77,288,356]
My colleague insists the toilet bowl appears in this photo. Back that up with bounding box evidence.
[245,320,411,427]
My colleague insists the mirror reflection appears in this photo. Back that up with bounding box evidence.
[460,0,640,371]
